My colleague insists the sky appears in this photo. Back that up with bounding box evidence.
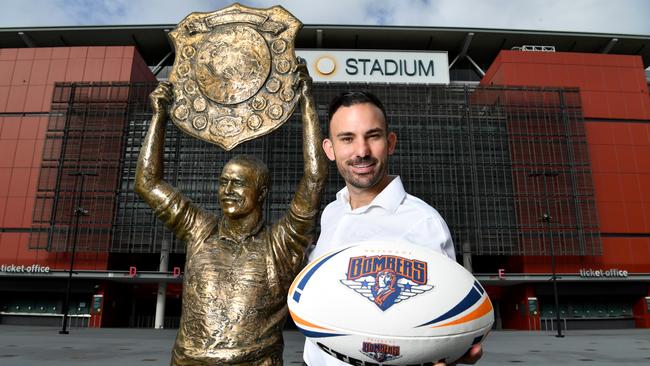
[2,0,650,36]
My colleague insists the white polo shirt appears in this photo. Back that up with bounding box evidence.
[303,176,456,366]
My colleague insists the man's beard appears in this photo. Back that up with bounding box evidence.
[340,156,386,189]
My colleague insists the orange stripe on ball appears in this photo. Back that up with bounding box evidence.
[289,309,332,331]
[431,298,493,328]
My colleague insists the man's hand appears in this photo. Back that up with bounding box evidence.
[434,344,483,366]
[149,81,173,118]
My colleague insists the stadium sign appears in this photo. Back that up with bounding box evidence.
[297,50,450,84]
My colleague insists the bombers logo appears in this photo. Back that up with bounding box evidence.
[360,342,402,363]
[340,255,433,310]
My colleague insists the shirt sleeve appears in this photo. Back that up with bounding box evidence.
[150,185,216,245]
[402,216,456,261]
[270,204,317,276]
[270,161,325,278]
[306,202,336,262]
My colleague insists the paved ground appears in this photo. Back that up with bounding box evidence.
[0,325,649,365]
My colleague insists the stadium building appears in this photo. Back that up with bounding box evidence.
[0,22,649,331]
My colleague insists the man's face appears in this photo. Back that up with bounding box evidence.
[218,162,264,219]
[323,103,396,190]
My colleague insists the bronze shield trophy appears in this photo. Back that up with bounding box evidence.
[167,3,302,150]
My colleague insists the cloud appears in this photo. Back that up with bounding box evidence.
[1,0,649,36]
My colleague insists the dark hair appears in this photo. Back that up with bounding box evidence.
[327,91,387,125]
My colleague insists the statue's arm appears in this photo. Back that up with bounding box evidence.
[271,63,327,280]
[134,82,176,207]
[135,82,213,241]
[289,63,328,220]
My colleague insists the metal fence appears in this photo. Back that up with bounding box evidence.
[29,82,601,256]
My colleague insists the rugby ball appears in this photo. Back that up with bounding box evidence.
[288,240,493,365]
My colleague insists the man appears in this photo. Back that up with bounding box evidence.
[303,91,482,366]
[135,68,327,365]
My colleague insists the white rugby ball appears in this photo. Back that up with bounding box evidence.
[288,240,493,365]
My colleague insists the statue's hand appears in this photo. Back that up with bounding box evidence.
[150,81,173,118]
[294,57,313,99]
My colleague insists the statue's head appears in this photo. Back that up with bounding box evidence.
[218,155,269,219]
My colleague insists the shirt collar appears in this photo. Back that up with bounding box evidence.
[335,176,405,214]
[217,218,265,244]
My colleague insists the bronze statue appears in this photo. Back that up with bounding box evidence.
[136,72,325,365]
[135,5,327,365]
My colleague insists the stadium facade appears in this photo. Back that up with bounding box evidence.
[0,23,649,330]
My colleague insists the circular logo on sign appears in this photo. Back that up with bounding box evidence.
[314,55,336,76]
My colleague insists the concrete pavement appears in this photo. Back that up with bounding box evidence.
[0,325,649,365]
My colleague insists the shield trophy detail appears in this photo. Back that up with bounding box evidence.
[167,3,303,150]
[135,3,327,365]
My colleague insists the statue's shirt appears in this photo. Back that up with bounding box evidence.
[153,187,314,365]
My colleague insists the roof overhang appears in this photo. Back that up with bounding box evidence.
[2,25,649,69]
